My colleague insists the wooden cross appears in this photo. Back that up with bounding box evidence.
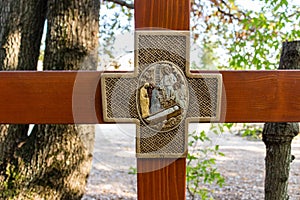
[1,0,300,199]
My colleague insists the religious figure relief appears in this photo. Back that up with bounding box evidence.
[160,65,177,99]
[139,82,150,118]
[150,86,161,114]
[174,81,187,108]
[137,61,189,132]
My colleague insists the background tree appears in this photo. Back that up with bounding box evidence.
[262,41,300,200]
[0,0,299,199]
[0,0,47,197]
[190,0,300,70]
[100,0,300,199]
[99,0,299,70]
[0,0,99,199]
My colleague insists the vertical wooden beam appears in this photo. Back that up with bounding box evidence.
[135,0,190,199]
[135,0,190,30]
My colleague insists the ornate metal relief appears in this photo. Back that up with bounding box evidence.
[101,30,223,158]
[137,61,189,132]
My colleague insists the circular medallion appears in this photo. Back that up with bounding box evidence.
[137,61,189,132]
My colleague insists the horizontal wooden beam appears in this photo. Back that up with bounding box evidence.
[0,70,300,124]
[0,71,103,124]
[218,70,300,123]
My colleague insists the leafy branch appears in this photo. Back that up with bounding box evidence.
[104,0,134,9]
[216,0,247,21]
[187,130,225,199]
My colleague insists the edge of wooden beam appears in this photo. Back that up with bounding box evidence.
[1,70,300,124]
[0,71,103,124]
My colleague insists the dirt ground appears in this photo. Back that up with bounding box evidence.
[82,123,300,200]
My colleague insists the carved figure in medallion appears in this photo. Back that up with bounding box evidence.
[150,86,162,114]
[174,81,187,108]
[137,61,189,132]
[160,64,177,99]
[140,82,150,118]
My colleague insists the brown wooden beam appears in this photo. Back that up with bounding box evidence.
[1,71,300,124]
[0,71,102,124]
[219,70,300,123]
[135,0,190,30]
[135,0,190,199]
[137,158,186,200]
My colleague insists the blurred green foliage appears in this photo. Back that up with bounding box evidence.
[187,130,225,200]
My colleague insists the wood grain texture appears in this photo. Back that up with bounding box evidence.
[137,158,186,200]
[135,0,189,199]
[218,70,300,122]
[135,0,190,30]
[2,71,300,123]
[0,71,102,124]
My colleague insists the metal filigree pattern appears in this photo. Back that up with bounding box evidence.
[137,122,185,156]
[187,77,220,119]
[104,77,138,120]
[101,31,222,158]
[137,61,189,132]
[137,33,187,73]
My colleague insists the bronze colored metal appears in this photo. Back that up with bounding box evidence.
[101,31,222,158]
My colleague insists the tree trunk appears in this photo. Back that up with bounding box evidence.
[0,0,46,70]
[0,0,47,196]
[0,0,99,199]
[262,41,300,200]
[0,0,21,70]
[43,0,99,70]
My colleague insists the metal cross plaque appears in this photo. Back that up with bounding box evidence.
[101,31,222,158]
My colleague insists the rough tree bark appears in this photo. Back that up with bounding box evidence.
[262,41,300,200]
[0,0,21,70]
[0,0,47,192]
[0,0,46,70]
[0,0,99,199]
